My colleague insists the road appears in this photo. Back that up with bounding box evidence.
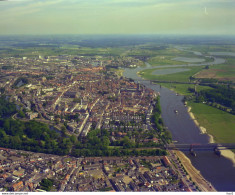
[168,150,196,191]
[174,150,216,192]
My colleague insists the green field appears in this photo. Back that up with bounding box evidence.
[139,66,204,82]
[0,44,133,57]
[188,102,235,143]
[147,47,200,66]
[190,44,235,53]
[157,83,213,96]
[148,56,186,66]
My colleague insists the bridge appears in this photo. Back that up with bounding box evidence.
[131,79,235,86]
[166,143,235,152]
[132,79,192,84]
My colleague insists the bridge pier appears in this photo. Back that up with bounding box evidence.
[189,148,196,157]
[214,147,221,156]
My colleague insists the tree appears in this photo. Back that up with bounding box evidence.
[102,136,110,148]
[122,136,134,149]
[40,179,54,191]
[101,129,109,137]
[10,136,22,149]
[195,95,204,103]
[61,126,67,137]
[0,96,16,118]
[163,130,172,142]
[70,135,77,144]
[62,138,73,151]
[18,110,25,118]
[188,87,195,93]
[113,149,121,156]
[41,132,50,142]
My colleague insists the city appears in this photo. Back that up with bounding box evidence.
[0,51,218,192]
[0,148,197,192]
[0,0,235,192]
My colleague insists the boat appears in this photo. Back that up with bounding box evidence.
[190,151,197,157]
[190,148,197,157]
[174,110,178,114]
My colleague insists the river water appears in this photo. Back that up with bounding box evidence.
[152,68,190,76]
[123,54,235,191]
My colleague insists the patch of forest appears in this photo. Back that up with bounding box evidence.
[192,85,235,113]
[0,96,167,157]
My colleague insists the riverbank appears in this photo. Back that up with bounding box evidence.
[174,150,216,192]
[124,55,235,190]
[172,105,217,191]
[187,105,235,168]
[187,106,215,144]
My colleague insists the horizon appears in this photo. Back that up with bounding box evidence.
[1,0,235,35]
[0,33,235,37]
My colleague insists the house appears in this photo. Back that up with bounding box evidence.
[67,122,77,133]
[129,182,138,191]
[152,138,159,143]
[139,174,147,183]
[63,91,79,99]
[26,112,38,120]
[162,156,170,167]
[109,179,121,192]
[129,160,134,166]
[11,181,23,191]
[6,176,17,183]
[144,172,153,183]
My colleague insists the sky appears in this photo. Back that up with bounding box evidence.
[0,0,235,35]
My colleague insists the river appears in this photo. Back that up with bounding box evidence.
[123,54,235,191]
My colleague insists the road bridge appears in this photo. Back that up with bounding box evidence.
[132,79,235,86]
[166,143,235,152]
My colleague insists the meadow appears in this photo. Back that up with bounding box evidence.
[190,44,235,53]
[188,102,235,143]
[146,47,205,66]
[157,83,213,96]
[139,66,205,82]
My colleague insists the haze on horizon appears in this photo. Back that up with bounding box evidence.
[0,0,235,36]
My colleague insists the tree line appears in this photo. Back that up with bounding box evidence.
[72,128,166,157]
[0,96,167,157]
[195,85,235,113]
[151,97,172,143]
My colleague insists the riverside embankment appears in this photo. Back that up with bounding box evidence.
[123,55,235,191]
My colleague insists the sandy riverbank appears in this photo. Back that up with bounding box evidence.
[187,106,215,144]
[174,150,216,192]
[187,105,235,167]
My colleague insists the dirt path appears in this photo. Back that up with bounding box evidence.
[175,150,216,192]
